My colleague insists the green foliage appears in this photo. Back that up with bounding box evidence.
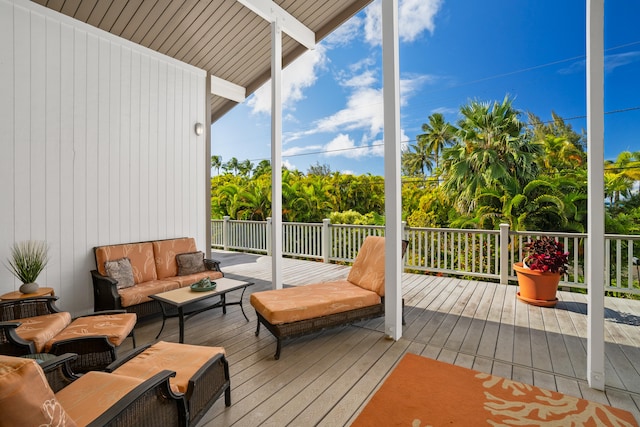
[210,100,638,236]
[6,240,49,283]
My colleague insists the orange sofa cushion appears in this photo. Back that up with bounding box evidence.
[112,340,225,394]
[167,270,224,287]
[15,312,72,352]
[347,236,387,296]
[55,371,142,426]
[44,313,137,351]
[95,242,157,284]
[117,279,181,306]
[0,355,77,427]
[250,280,381,325]
[153,238,198,279]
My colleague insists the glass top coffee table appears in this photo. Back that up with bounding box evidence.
[150,277,254,343]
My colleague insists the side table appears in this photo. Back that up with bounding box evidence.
[0,287,55,300]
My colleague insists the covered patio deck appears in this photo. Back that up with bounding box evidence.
[130,250,640,425]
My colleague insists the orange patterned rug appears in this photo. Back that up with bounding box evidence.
[351,353,638,426]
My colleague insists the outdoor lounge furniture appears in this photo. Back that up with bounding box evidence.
[106,340,231,426]
[0,296,136,373]
[250,236,407,359]
[92,237,224,320]
[0,353,188,426]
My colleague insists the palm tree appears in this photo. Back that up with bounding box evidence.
[441,95,543,213]
[222,157,240,175]
[211,155,222,175]
[605,151,640,207]
[254,160,271,177]
[402,136,435,177]
[238,159,254,177]
[416,113,456,171]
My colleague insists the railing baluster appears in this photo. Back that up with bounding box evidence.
[210,219,639,296]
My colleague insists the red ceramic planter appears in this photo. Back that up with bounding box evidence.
[513,262,560,307]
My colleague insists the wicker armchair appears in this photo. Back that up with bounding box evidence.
[0,321,35,355]
[0,297,136,373]
[107,341,231,426]
[0,353,188,427]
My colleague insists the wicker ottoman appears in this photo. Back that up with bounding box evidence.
[45,312,137,373]
[108,340,230,426]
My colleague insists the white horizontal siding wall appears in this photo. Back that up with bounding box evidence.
[0,0,207,314]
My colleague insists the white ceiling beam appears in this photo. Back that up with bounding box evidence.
[210,75,246,103]
[237,0,316,50]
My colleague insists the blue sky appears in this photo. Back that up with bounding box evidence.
[212,0,640,176]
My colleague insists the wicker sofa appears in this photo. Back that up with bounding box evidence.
[250,236,407,359]
[0,353,188,426]
[91,237,223,320]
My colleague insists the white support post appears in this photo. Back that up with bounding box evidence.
[322,218,331,263]
[271,21,283,290]
[586,0,605,390]
[382,0,402,340]
[223,216,230,251]
[500,223,510,285]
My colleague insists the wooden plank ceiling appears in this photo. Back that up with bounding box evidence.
[32,0,373,123]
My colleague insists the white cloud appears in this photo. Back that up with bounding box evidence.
[325,134,371,158]
[282,159,297,170]
[340,70,377,88]
[282,144,324,157]
[364,0,443,46]
[323,15,362,47]
[247,45,327,114]
[284,72,433,145]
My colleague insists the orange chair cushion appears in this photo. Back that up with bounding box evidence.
[153,238,198,279]
[55,371,142,426]
[250,280,381,325]
[0,355,77,427]
[347,236,387,296]
[95,242,157,284]
[44,313,136,351]
[118,279,181,306]
[112,341,225,394]
[15,312,72,352]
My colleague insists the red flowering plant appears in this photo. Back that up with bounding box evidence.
[522,236,569,275]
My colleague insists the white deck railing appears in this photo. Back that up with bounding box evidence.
[211,217,640,296]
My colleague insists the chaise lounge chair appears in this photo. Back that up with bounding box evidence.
[250,236,407,359]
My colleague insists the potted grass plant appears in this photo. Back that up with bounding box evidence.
[513,236,569,307]
[5,240,49,294]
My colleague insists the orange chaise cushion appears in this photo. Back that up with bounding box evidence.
[112,341,225,394]
[15,312,72,352]
[250,280,381,325]
[347,236,387,296]
[153,238,198,279]
[95,242,157,283]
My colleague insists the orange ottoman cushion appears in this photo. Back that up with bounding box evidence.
[15,312,72,352]
[0,355,77,427]
[55,371,142,426]
[249,281,381,325]
[44,313,136,351]
[112,340,225,394]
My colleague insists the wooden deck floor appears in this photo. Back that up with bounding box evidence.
[130,250,640,426]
